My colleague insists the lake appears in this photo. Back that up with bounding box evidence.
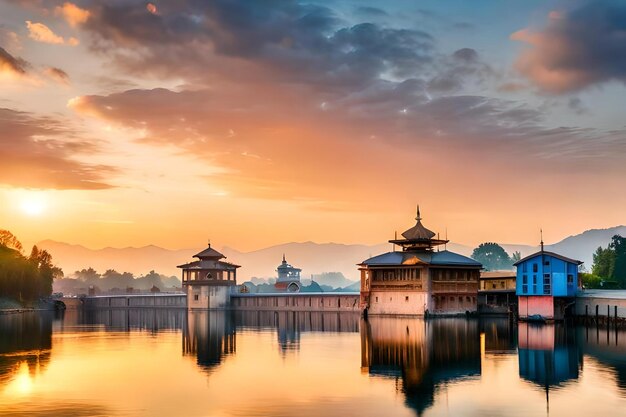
[1,309,626,417]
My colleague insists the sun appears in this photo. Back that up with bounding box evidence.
[19,193,48,217]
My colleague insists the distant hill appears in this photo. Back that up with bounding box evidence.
[36,225,625,285]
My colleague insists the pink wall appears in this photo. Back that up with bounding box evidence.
[518,296,554,319]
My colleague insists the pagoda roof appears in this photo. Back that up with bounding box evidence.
[359,250,482,268]
[177,259,240,270]
[401,207,436,240]
[193,245,225,259]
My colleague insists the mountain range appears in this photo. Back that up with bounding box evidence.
[37,225,626,288]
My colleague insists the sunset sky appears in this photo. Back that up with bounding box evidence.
[1,0,625,251]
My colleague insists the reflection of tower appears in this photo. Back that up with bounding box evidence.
[361,317,481,415]
[518,322,581,412]
[183,311,236,372]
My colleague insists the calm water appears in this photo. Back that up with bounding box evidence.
[1,310,626,417]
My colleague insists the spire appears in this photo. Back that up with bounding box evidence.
[282,253,286,263]
[540,229,544,252]
[208,238,211,248]
[416,204,422,221]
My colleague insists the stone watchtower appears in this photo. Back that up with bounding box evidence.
[178,242,240,310]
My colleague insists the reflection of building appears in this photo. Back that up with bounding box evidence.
[515,245,582,320]
[178,243,240,310]
[183,311,236,372]
[518,322,580,388]
[578,325,626,394]
[361,317,481,415]
[359,207,482,315]
[234,310,360,355]
[275,255,302,292]
[478,271,517,315]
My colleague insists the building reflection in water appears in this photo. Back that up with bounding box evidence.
[233,311,360,354]
[578,324,626,394]
[361,317,481,415]
[517,322,581,388]
[71,308,186,333]
[183,311,236,372]
[0,311,55,388]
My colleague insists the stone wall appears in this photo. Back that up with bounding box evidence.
[231,293,360,312]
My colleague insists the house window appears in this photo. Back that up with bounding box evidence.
[522,263,527,273]
[194,294,199,301]
[543,275,551,294]
[567,274,574,284]
[544,260,550,266]
[533,263,538,273]
[405,296,409,302]
[375,297,378,303]
[522,275,528,284]
[522,284,528,293]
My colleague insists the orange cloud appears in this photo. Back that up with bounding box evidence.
[25,21,79,46]
[26,21,64,44]
[146,3,158,15]
[0,47,29,82]
[511,3,626,93]
[55,2,91,27]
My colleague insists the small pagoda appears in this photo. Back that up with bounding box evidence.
[178,242,240,309]
[389,206,449,251]
[274,255,302,292]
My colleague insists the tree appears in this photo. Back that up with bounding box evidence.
[511,251,522,263]
[0,230,23,252]
[591,245,615,279]
[471,243,513,271]
[611,235,626,288]
[0,232,60,303]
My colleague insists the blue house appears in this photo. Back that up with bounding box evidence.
[514,246,582,320]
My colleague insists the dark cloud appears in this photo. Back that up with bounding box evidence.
[81,0,434,90]
[0,108,115,189]
[0,46,28,76]
[427,48,493,93]
[355,6,389,17]
[44,66,69,84]
[512,1,626,93]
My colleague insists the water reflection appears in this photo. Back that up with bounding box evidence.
[64,308,186,332]
[183,311,236,372]
[361,317,481,415]
[518,322,581,388]
[234,311,360,353]
[3,310,626,416]
[0,312,54,390]
[579,324,626,394]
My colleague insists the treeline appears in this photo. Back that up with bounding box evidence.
[0,230,62,303]
[585,235,626,288]
[471,242,521,271]
[54,268,182,295]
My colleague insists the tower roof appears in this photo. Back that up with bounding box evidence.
[401,205,436,240]
[193,242,225,260]
[389,205,448,251]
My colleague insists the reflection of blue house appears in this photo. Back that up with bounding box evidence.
[514,246,582,320]
[518,323,581,388]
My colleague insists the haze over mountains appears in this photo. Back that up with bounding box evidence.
[37,226,626,287]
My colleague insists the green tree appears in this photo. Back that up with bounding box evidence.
[471,242,513,271]
[611,235,626,288]
[511,251,522,263]
[591,245,615,279]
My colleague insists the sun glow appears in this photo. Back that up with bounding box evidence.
[18,192,48,217]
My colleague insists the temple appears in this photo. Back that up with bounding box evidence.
[358,206,482,316]
[274,255,302,292]
[177,242,240,310]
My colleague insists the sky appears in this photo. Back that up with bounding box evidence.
[1,0,625,251]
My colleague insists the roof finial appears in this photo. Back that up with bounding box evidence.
[282,253,286,263]
[540,229,544,252]
[208,238,211,248]
[416,204,422,221]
